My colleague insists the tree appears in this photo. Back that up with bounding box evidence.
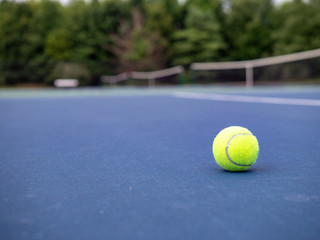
[45,0,130,84]
[0,0,63,85]
[28,0,63,83]
[0,1,34,84]
[225,0,275,60]
[159,0,182,28]
[272,0,320,55]
[107,8,169,73]
[172,5,225,65]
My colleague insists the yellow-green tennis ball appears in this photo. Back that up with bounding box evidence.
[212,126,259,172]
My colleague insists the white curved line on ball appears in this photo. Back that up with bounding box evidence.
[225,133,253,167]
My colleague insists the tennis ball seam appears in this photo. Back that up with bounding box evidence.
[225,133,254,167]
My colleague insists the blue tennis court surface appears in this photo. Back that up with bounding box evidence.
[0,85,320,240]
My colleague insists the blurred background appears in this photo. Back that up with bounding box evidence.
[0,0,319,87]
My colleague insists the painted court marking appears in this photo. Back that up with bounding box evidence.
[173,92,320,107]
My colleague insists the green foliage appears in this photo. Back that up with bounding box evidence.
[273,0,320,54]
[159,0,182,27]
[0,0,320,86]
[46,29,74,61]
[0,0,62,84]
[172,5,225,65]
[0,2,33,62]
[225,0,275,60]
[145,1,174,38]
[0,1,34,84]
[107,8,169,72]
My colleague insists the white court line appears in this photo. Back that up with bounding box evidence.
[173,92,320,107]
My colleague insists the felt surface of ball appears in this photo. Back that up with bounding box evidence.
[212,126,259,172]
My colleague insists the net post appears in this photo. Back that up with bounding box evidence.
[188,67,194,84]
[148,77,155,87]
[245,62,254,87]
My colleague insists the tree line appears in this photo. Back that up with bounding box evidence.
[0,0,319,86]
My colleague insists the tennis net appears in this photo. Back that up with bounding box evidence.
[190,48,320,86]
[101,66,184,87]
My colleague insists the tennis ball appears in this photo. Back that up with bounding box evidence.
[212,126,259,172]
